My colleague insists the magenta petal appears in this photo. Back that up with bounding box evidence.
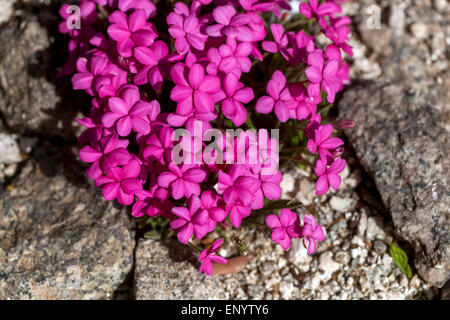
[109,97,129,115]
[321,137,344,149]
[210,255,227,264]
[278,235,291,251]
[107,24,130,42]
[262,183,282,200]
[116,116,132,136]
[184,168,207,183]
[328,173,341,190]
[305,66,323,83]
[121,179,142,194]
[134,46,157,65]
[189,64,205,89]
[201,258,213,276]
[171,85,193,102]
[272,227,286,242]
[172,206,191,221]
[194,91,214,113]
[102,182,120,200]
[102,113,121,128]
[171,178,186,199]
[157,171,177,188]
[79,145,101,163]
[255,96,275,114]
[315,175,329,195]
[128,9,147,32]
[306,238,317,254]
[177,223,194,244]
[265,214,281,228]
[71,73,93,90]
[213,5,235,25]
[274,101,290,122]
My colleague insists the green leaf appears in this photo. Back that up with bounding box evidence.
[291,135,300,146]
[389,243,412,278]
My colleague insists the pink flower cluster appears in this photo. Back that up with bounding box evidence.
[60,0,353,274]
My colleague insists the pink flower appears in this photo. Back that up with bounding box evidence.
[117,0,157,19]
[227,202,252,228]
[95,159,143,205]
[300,0,341,28]
[107,9,157,58]
[260,170,283,200]
[305,52,340,103]
[288,82,317,121]
[215,38,253,75]
[133,41,175,90]
[262,24,293,62]
[222,73,254,126]
[169,194,210,243]
[167,4,207,54]
[157,162,208,200]
[301,214,326,254]
[79,133,131,180]
[71,53,127,97]
[266,208,302,250]
[313,157,346,195]
[206,5,253,42]
[307,123,344,162]
[324,25,353,57]
[102,85,161,136]
[198,238,227,276]
[59,2,97,36]
[170,63,222,116]
[141,126,174,165]
[199,191,229,232]
[253,0,292,19]
[217,166,260,207]
[255,70,297,122]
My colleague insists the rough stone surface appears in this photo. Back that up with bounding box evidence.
[134,239,228,300]
[337,0,450,287]
[339,82,449,287]
[0,0,14,24]
[0,11,85,140]
[0,133,22,164]
[0,146,135,299]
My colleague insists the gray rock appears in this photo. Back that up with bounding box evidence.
[440,280,450,300]
[0,133,22,164]
[0,149,135,299]
[319,252,340,276]
[0,13,85,140]
[287,238,312,273]
[373,240,388,255]
[134,238,228,300]
[339,81,450,286]
[0,0,14,25]
[329,196,357,213]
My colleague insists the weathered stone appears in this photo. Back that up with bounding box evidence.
[0,133,22,164]
[0,0,14,24]
[0,146,135,299]
[339,81,450,286]
[134,238,228,300]
[0,12,86,140]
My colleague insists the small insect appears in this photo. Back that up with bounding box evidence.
[233,236,247,253]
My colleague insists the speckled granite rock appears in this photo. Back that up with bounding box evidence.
[0,10,86,141]
[338,81,450,287]
[0,0,14,24]
[0,146,135,299]
[134,239,228,300]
